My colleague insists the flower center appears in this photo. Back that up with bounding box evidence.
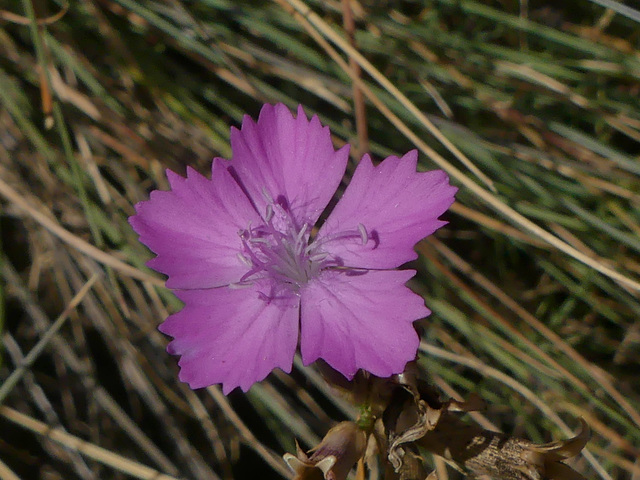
[237,202,327,290]
[236,199,369,292]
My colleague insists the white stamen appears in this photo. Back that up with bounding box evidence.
[261,188,274,204]
[237,253,252,266]
[296,224,308,243]
[265,204,274,222]
[249,237,269,244]
[309,252,328,262]
[358,223,368,245]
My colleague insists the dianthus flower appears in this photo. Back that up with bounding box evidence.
[130,103,456,394]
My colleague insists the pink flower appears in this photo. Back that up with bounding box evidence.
[130,104,456,394]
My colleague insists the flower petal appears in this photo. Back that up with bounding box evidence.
[299,269,428,379]
[159,281,300,393]
[318,151,457,269]
[129,161,261,289]
[229,103,349,226]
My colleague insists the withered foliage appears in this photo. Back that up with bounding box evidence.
[286,363,589,480]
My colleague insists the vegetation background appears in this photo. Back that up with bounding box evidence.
[1,0,639,478]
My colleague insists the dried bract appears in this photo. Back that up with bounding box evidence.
[367,370,590,480]
[284,421,367,480]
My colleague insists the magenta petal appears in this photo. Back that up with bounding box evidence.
[229,104,349,226]
[129,161,262,289]
[317,151,457,269]
[299,269,428,379]
[159,282,300,394]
